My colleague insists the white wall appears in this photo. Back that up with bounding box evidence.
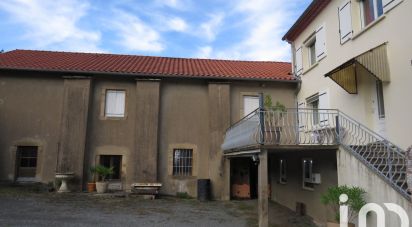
[292,0,412,149]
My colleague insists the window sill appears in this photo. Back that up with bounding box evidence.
[100,116,127,121]
[352,15,386,40]
[302,62,319,75]
[302,186,315,191]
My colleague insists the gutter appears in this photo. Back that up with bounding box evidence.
[0,67,300,84]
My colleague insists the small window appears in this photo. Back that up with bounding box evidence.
[306,35,317,66]
[173,149,193,176]
[105,90,126,117]
[361,0,384,27]
[17,146,38,178]
[100,155,122,180]
[243,95,260,117]
[306,94,319,125]
[303,159,314,189]
[376,80,385,119]
[279,159,287,184]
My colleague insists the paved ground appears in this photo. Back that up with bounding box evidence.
[0,184,316,227]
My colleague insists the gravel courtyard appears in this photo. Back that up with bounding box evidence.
[0,184,316,227]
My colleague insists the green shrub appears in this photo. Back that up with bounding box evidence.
[321,185,366,223]
[93,165,114,182]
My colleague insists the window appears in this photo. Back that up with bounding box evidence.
[306,94,319,125]
[173,149,193,176]
[105,90,126,117]
[302,159,314,189]
[100,155,122,180]
[243,95,260,117]
[376,80,385,119]
[361,0,383,27]
[279,159,287,184]
[17,146,38,178]
[306,36,317,66]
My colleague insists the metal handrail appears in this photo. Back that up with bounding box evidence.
[221,108,410,199]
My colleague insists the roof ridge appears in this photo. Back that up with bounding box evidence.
[9,49,291,64]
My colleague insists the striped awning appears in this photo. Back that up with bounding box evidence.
[325,43,390,94]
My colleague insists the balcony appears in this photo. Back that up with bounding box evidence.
[221,108,410,200]
[221,108,340,152]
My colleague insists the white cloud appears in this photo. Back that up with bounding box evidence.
[199,12,225,42]
[195,46,212,58]
[167,17,188,32]
[110,11,164,53]
[0,0,102,52]
[201,0,300,61]
[155,0,192,11]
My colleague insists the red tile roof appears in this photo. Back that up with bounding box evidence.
[0,50,295,81]
[282,0,331,42]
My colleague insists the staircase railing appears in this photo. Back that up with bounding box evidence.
[336,111,410,200]
[221,108,410,200]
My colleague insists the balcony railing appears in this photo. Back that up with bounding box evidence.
[221,108,340,151]
[221,108,410,200]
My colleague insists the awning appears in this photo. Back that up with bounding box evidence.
[325,43,390,94]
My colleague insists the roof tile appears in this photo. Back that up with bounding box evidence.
[0,50,294,81]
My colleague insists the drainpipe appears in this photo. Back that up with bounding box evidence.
[406,146,412,196]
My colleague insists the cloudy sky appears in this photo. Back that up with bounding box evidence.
[0,0,311,61]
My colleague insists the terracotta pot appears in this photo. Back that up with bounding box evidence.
[96,181,108,193]
[327,222,355,227]
[87,182,96,192]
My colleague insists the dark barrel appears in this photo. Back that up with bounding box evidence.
[197,179,211,201]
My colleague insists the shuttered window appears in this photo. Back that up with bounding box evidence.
[243,96,260,117]
[315,24,326,61]
[318,89,330,126]
[382,0,403,13]
[338,0,352,44]
[105,90,126,117]
[295,47,303,76]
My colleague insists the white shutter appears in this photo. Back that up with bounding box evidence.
[295,47,303,76]
[315,24,326,61]
[338,0,352,44]
[243,96,260,117]
[318,89,330,126]
[105,90,125,117]
[383,0,403,13]
[115,91,126,117]
[298,102,306,130]
[105,90,117,116]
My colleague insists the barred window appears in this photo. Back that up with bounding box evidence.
[173,149,193,176]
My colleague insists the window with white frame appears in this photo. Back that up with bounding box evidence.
[105,90,126,117]
[376,80,385,119]
[279,159,287,184]
[306,35,317,67]
[173,149,193,176]
[302,159,314,189]
[306,94,320,125]
[360,0,384,27]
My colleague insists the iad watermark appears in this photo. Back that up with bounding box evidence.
[339,194,409,227]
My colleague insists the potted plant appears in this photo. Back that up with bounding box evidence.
[94,164,114,193]
[321,185,366,227]
[263,95,286,144]
[87,166,97,192]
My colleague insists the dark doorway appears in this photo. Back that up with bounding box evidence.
[100,155,122,180]
[16,146,38,179]
[230,157,258,199]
